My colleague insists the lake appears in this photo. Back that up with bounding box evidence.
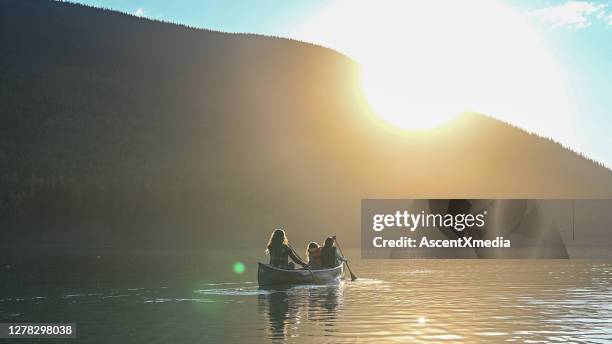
[1,250,611,343]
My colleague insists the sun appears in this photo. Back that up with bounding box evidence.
[293,0,577,141]
[360,64,464,130]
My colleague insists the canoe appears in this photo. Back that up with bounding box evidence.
[257,262,343,286]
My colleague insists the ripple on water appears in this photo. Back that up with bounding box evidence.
[3,260,612,343]
[194,286,269,296]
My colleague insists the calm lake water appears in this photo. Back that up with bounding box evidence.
[1,251,612,343]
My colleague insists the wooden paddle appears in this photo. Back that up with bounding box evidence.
[288,245,322,284]
[333,236,357,281]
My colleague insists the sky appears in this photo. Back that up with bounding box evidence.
[71,0,612,167]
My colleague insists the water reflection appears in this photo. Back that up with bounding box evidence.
[258,283,343,341]
[258,288,292,340]
[2,256,612,343]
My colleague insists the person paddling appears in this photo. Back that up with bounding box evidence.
[320,237,347,268]
[265,229,308,270]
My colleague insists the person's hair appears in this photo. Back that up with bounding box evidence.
[305,241,319,261]
[320,237,336,268]
[324,237,334,248]
[266,229,288,254]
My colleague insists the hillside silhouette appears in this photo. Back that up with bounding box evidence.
[1,0,612,249]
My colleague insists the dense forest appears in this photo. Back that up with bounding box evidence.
[1,0,612,250]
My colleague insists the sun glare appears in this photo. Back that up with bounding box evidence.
[360,66,463,130]
[294,0,577,142]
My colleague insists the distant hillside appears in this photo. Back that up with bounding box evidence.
[1,0,612,249]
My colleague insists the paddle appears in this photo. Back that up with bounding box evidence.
[288,245,322,284]
[333,235,357,281]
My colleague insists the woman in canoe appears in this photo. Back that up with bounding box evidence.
[305,242,322,269]
[266,229,308,270]
[320,237,347,269]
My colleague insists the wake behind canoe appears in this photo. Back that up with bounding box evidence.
[257,262,343,286]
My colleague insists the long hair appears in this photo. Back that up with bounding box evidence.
[305,241,319,261]
[266,229,288,254]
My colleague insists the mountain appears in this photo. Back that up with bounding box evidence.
[1,0,612,250]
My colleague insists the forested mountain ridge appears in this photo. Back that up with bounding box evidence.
[1,0,611,249]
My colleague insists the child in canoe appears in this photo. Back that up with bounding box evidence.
[305,242,322,269]
[265,229,308,270]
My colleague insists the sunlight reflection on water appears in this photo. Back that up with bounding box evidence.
[1,259,611,343]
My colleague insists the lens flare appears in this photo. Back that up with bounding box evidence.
[233,261,246,274]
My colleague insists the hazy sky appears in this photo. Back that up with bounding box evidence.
[72,0,612,167]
